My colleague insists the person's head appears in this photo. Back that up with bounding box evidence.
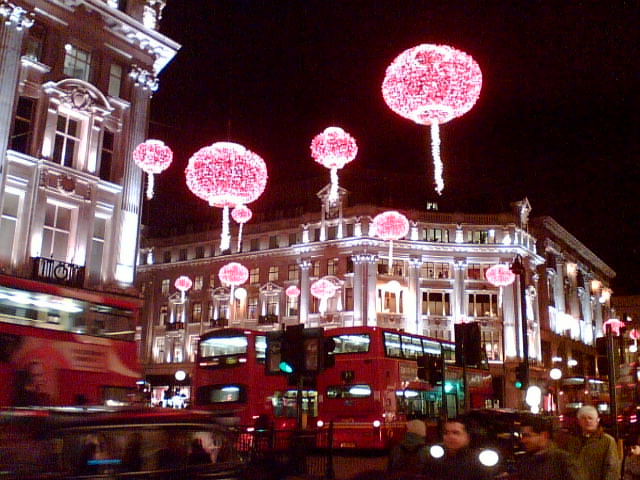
[520,416,552,453]
[629,436,640,456]
[576,405,600,434]
[443,418,471,453]
[406,419,426,438]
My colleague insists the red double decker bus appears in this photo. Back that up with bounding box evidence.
[0,278,143,407]
[314,326,494,450]
[193,328,318,430]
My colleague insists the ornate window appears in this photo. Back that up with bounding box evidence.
[268,266,279,282]
[0,189,22,264]
[41,202,75,261]
[53,114,80,167]
[63,44,91,81]
[108,63,123,97]
[10,97,36,154]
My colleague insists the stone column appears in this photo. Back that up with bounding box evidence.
[502,276,518,359]
[351,254,365,326]
[114,66,157,285]
[407,257,422,335]
[452,257,467,321]
[365,254,378,326]
[0,2,33,175]
[298,259,311,325]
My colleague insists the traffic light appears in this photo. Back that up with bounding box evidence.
[417,355,443,386]
[322,337,336,369]
[596,336,609,376]
[454,322,482,366]
[417,355,429,381]
[279,324,305,374]
[514,362,526,389]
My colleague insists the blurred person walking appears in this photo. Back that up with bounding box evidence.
[624,438,640,480]
[515,415,579,480]
[423,417,492,480]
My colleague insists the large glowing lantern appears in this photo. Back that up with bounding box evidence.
[231,205,253,252]
[603,318,624,336]
[485,264,516,308]
[382,44,482,194]
[310,126,358,202]
[372,211,410,269]
[311,278,337,315]
[185,142,268,251]
[286,285,301,298]
[485,264,516,286]
[630,328,639,353]
[174,275,192,301]
[218,262,249,287]
[133,139,173,199]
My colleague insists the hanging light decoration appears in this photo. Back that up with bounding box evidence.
[185,142,268,251]
[218,262,249,287]
[382,44,482,195]
[285,285,301,298]
[231,205,253,252]
[372,211,410,270]
[310,126,358,202]
[174,275,192,301]
[603,318,624,336]
[630,329,639,353]
[218,262,249,324]
[485,264,516,308]
[310,278,337,315]
[133,139,173,199]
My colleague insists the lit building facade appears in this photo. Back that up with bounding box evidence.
[136,188,616,409]
[0,0,178,404]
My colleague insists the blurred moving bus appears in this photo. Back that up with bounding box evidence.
[193,328,317,430]
[0,279,143,407]
[314,326,493,450]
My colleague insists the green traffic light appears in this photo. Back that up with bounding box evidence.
[514,380,523,389]
[279,361,294,374]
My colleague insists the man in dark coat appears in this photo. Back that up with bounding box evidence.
[387,419,429,475]
[566,405,620,480]
[515,415,579,480]
[423,417,493,480]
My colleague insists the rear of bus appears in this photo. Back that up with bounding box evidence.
[314,327,406,450]
[193,328,312,432]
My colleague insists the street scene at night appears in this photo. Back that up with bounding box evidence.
[0,1,638,479]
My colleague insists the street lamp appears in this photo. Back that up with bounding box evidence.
[549,367,562,414]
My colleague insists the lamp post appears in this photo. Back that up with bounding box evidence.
[549,367,562,414]
[510,255,529,391]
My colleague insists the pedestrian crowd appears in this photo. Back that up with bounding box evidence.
[351,404,639,480]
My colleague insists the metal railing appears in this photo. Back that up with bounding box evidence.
[31,256,85,288]
[234,423,335,479]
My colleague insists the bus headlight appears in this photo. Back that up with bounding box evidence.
[372,420,381,429]
[316,420,325,428]
[429,444,445,459]
[478,448,500,467]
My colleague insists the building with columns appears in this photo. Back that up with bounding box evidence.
[0,0,178,404]
[136,186,616,409]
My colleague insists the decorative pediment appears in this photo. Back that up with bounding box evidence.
[44,79,114,115]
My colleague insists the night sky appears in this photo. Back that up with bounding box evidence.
[146,1,640,294]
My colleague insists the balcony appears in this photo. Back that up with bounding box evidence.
[31,257,85,288]
[165,322,185,331]
[210,317,228,328]
[258,313,278,325]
